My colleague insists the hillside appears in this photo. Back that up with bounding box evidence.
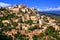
[39,12,60,23]
[0,4,60,40]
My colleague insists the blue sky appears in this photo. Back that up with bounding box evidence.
[0,0,60,11]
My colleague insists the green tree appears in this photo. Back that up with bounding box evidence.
[0,34,12,40]
[45,26,55,35]
[39,33,44,39]
[33,35,39,40]
[24,20,33,25]
[45,26,60,40]
[29,25,40,31]
[12,22,18,27]
[14,32,29,40]
[0,21,3,27]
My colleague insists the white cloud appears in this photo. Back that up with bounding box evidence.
[44,7,60,11]
[0,2,11,7]
[37,8,40,11]
[36,7,60,11]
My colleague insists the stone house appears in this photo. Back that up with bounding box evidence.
[30,16,37,23]
[2,20,10,24]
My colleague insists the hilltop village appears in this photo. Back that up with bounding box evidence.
[0,4,60,40]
